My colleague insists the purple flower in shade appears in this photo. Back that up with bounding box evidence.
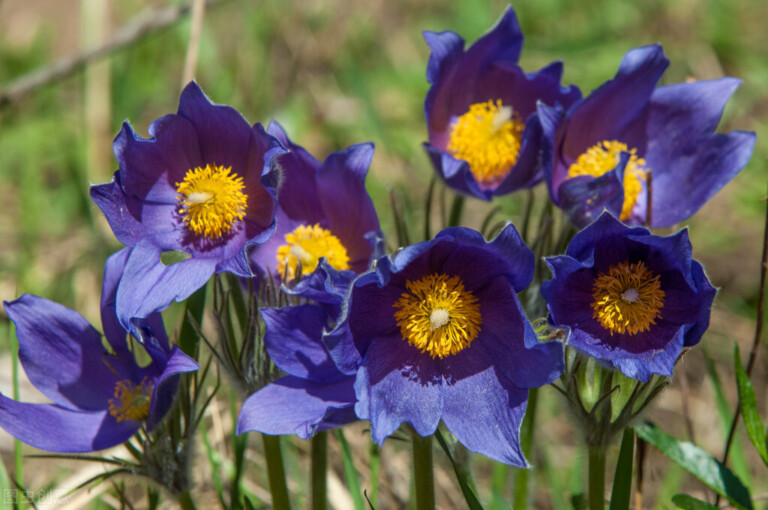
[423,6,581,201]
[541,212,717,382]
[236,301,358,439]
[90,82,287,327]
[538,44,756,228]
[326,225,564,466]
[0,250,199,453]
[249,121,382,282]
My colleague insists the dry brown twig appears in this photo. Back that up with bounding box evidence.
[0,0,226,108]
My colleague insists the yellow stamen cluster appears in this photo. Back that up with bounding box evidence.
[276,224,350,280]
[447,100,525,187]
[393,273,482,359]
[176,164,248,239]
[566,140,649,221]
[591,261,665,335]
[108,378,153,423]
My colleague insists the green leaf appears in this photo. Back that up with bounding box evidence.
[671,494,719,509]
[634,422,752,510]
[734,344,768,465]
[336,430,365,510]
[434,429,484,510]
[609,428,634,510]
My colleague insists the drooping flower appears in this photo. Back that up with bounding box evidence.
[0,250,199,453]
[539,44,756,228]
[90,82,287,327]
[423,6,581,201]
[237,301,357,439]
[541,212,716,382]
[249,121,382,282]
[326,225,564,466]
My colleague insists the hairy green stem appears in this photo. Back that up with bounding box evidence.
[177,491,197,510]
[448,194,465,228]
[513,387,538,509]
[369,441,380,508]
[262,434,291,510]
[412,431,435,510]
[311,432,328,510]
[588,445,607,510]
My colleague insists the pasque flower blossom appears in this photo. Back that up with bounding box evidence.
[326,225,564,465]
[0,250,198,453]
[538,44,756,228]
[90,82,287,327]
[423,6,581,200]
[541,212,716,381]
[249,121,382,282]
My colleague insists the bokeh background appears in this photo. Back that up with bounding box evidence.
[0,0,766,508]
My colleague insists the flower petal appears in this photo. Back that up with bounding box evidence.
[0,395,138,453]
[146,346,199,430]
[4,295,119,411]
[354,336,443,443]
[237,375,357,439]
[262,305,346,382]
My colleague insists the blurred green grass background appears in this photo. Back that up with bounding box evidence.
[0,0,766,507]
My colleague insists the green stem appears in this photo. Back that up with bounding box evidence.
[411,431,435,510]
[311,432,328,510]
[588,445,607,510]
[9,323,22,489]
[447,194,465,228]
[177,491,197,510]
[513,387,538,509]
[491,463,508,509]
[262,434,291,510]
[369,441,380,509]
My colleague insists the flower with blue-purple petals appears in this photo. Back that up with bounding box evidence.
[249,121,382,282]
[90,82,287,328]
[0,250,199,453]
[326,225,563,466]
[423,6,581,201]
[237,298,358,439]
[541,212,717,382]
[538,44,756,228]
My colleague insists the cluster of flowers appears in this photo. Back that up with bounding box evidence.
[0,6,753,469]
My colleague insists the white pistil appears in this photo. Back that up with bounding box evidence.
[621,288,640,303]
[429,309,451,331]
[490,106,513,133]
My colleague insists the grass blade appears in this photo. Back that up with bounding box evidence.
[335,430,364,510]
[434,429,483,510]
[733,344,768,465]
[634,422,752,510]
[609,428,634,510]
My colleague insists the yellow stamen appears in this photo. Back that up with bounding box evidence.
[176,164,248,239]
[566,140,649,221]
[447,100,525,187]
[591,261,665,335]
[108,378,153,422]
[393,273,482,359]
[276,224,350,280]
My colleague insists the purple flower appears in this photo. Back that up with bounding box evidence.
[423,6,581,201]
[327,225,563,465]
[249,121,382,281]
[91,82,287,327]
[0,250,199,453]
[236,302,357,439]
[539,45,756,228]
[541,212,716,382]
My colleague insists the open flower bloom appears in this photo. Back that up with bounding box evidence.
[237,301,357,439]
[539,44,756,228]
[423,6,581,201]
[541,212,716,382]
[327,226,564,466]
[0,250,199,452]
[91,82,286,327]
[249,121,382,282]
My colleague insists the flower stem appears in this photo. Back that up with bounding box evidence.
[411,431,435,510]
[177,491,197,510]
[513,387,539,509]
[311,431,327,510]
[588,445,607,510]
[262,434,291,510]
[448,194,465,227]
